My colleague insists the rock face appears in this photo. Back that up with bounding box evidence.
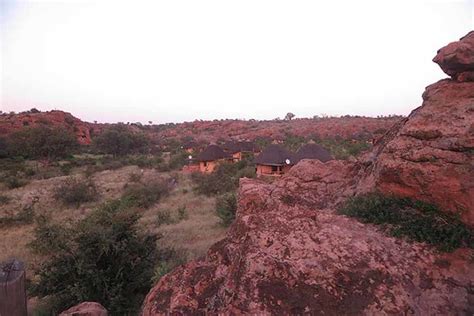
[0,110,95,145]
[433,31,474,82]
[365,79,474,225]
[142,33,474,315]
[142,178,474,315]
[59,302,107,316]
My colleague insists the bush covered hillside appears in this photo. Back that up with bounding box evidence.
[0,111,401,314]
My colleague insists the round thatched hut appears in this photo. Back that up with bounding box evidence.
[254,144,295,176]
[196,144,232,173]
[295,143,333,163]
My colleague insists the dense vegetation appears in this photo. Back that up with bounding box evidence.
[338,192,473,251]
[282,133,372,159]
[54,177,98,206]
[215,193,237,226]
[29,200,159,315]
[0,120,381,314]
[191,160,254,197]
[121,179,172,209]
[6,125,78,159]
[93,124,149,156]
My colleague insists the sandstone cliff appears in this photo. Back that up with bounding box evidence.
[0,110,95,145]
[141,32,474,315]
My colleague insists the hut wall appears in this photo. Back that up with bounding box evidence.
[256,164,292,176]
[232,152,242,162]
[199,161,218,173]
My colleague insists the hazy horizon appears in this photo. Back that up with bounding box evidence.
[1,0,473,124]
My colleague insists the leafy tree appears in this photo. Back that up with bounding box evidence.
[29,201,158,314]
[338,193,474,251]
[93,124,149,156]
[7,126,78,159]
[191,159,255,196]
[284,112,295,120]
[54,177,98,207]
[215,193,237,226]
[283,133,306,151]
[0,137,8,158]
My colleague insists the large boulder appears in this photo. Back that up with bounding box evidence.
[142,33,474,315]
[142,178,474,315]
[59,302,107,316]
[0,110,94,145]
[365,79,474,225]
[433,31,474,82]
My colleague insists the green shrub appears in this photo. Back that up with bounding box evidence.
[0,137,8,158]
[128,171,143,182]
[216,193,237,226]
[24,167,36,177]
[152,248,188,283]
[168,152,189,170]
[156,209,174,226]
[318,138,371,159]
[7,126,78,159]
[177,206,188,221]
[283,133,307,151]
[122,180,171,209]
[54,177,98,206]
[0,195,11,205]
[3,176,29,189]
[0,158,26,175]
[59,163,73,175]
[123,155,163,168]
[93,125,149,156]
[0,207,34,228]
[29,201,158,315]
[191,163,240,196]
[338,192,474,251]
[236,166,256,179]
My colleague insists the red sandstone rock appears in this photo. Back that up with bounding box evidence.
[433,31,474,82]
[59,302,107,316]
[0,110,94,145]
[1,110,399,148]
[142,178,474,315]
[154,117,400,144]
[142,34,474,315]
[365,79,474,225]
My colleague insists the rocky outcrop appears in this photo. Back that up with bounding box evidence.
[433,31,474,82]
[142,32,474,315]
[364,79,474,225]
[154,116,400,144]
[142,178,474,315]
[59,302,107,316]
[0,110,95,145]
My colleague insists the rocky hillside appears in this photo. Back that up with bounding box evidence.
[141,32,474,314]
[153,116,401,143]
[1,109,401,148]
[0,110,96,145]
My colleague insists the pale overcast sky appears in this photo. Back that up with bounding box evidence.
[1,0,473,123]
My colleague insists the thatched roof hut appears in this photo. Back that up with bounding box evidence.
[254,144,295,166]
[295,143,333,163]
[196,145,231,162]
[222,141,260,154]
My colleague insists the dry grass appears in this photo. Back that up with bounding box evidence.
[140,175,226,259]
[0,164,226,268]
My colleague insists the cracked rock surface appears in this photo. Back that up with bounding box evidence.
[363,79,474,225]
